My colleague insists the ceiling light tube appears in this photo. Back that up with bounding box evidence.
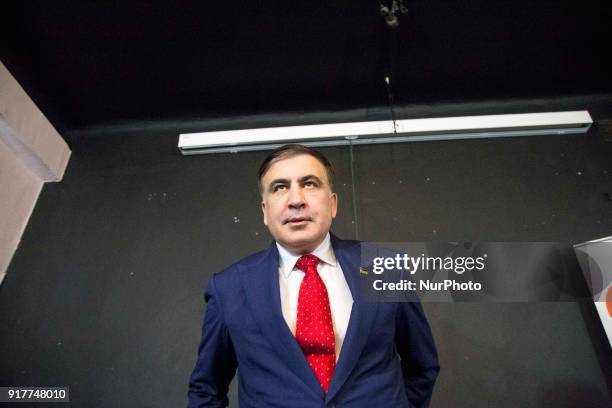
[178,111,592,155]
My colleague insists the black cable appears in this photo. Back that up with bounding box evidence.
[384,17,400,133]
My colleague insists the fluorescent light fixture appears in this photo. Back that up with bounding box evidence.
[178,111,592,155]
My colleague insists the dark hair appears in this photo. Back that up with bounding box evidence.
[258,144,335,195]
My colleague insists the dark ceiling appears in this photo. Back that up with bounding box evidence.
[2,1,612,135]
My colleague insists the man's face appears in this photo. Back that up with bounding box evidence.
[261,154,338,254]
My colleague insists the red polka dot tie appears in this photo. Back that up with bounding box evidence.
[295,254,336,393]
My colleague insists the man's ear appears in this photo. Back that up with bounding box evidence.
[261,200,268,226]
[330,192,338,219]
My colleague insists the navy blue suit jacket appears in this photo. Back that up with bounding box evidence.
[188,234,439,407]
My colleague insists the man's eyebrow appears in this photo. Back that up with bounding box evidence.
[267,175,323,191]
[267,178,290,191]
[298,175,322,184]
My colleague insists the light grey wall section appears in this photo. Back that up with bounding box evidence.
[0,61,71,282]
[0,139,42,282]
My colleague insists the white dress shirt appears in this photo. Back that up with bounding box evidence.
[277,233,354,360]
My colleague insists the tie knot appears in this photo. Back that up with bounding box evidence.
[295,254,320,273]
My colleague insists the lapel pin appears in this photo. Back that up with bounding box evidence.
[359,267,369,275]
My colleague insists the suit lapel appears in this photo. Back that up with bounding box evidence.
[326,234,378,402]
[238,242,324,399]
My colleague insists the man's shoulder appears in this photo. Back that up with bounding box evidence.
[330,234,361,254]
[205,247,272,297]
[213,246,272,278]
[228,247,272,270]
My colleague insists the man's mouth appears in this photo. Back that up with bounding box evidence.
[283,216,312,225]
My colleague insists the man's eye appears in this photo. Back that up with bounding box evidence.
[304,181,317,188]
[273,185,287,192]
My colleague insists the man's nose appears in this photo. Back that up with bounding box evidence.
[287,186,306,209]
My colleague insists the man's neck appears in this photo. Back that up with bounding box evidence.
[277,233,331,257]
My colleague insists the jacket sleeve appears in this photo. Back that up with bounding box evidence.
[394,300,440,408]
[188,274,238,408]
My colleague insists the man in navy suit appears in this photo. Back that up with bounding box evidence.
[188,144,439,407]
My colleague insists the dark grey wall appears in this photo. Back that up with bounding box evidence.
[1,128,611,407]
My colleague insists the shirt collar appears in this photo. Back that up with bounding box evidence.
[277,232,337,278]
